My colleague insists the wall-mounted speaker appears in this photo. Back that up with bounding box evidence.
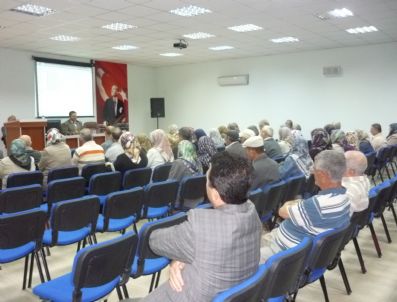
[150,98,165,118]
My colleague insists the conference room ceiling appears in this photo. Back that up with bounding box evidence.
[0,0,396,67]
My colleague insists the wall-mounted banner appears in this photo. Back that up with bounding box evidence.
[95,61,128,125]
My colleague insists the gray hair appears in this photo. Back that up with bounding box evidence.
[345,151,367,175]
[258,119,270,130]
[261,125,274,138]
[356,129,369,141]
[314,150,346,182]
[279,126,292,141]
[80,128,93,142]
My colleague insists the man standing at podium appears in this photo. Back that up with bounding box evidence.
[61,111,83,135]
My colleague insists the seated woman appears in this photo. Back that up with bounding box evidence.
[387,123,397,145]
[197,136,217,174]
[331,130,356,153]
[38,128,72,188]
[309,128,332,160]
[279,130,314,180]
[0,138,35,188]
[114,132,148,175]
[147,129,174,169]
[278,126,293,155]
[136,133,152,154]
[356,129,375,154]
[209,128,225,152]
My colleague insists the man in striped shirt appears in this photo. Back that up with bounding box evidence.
[72,128,105,172]
[260,150,351,263]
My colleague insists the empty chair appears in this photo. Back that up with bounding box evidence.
[151,163,172,182]
[33,232,139,302]
[0,184,42,214]
[0,209,47,289]
[47,166,79,183]
[96,188,144,234]
[374,146,393,181]
[81,163,107,183]
[6,170,43,188]
[177,175,207,210]
[143,180,179,219]
[131,212,187,292]
[88,171,122,205]
[212,237,312,302]
[122,167,152,189]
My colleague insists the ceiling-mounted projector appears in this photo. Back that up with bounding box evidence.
[173,39,188,49]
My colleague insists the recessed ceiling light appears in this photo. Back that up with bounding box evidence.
[209,46,234,51]
[328,8,353,18]
[170,5,212,17]
[11,3,55,17]
[50,35,81,42]
[270,37,299,43]
[160,53,183,57]
[102,23,137,31]
[346,26,378,34]
[112,45,138,50]
[183,32,215,40]
[228,24,263,32]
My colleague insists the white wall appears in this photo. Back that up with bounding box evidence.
[155,42,397,137]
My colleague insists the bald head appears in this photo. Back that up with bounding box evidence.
[19,135,32,147]
[344,151,367,177]
[80,128,93,143]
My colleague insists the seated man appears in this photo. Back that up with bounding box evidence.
[105,127,123,163]
[342,151,370,216]
[142,152,262,302]
[72,128,105,172]
[243,136,279,190]
[225,130,247,159]
[19,134,41,166]
[260,125,282,159]
[61,111,83,135]
[260,150,351,263]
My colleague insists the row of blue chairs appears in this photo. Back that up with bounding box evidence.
[365,144,397,184]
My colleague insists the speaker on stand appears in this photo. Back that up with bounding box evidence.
[150,98,165,129]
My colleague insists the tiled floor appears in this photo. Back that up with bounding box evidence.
[1,210,397,301]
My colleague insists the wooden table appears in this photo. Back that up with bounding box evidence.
[65,134,106,148]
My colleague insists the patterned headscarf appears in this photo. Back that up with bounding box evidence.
[46,128,64,146]
[9,139,31,170]
[290,130,313,179]
[197,136,217,170]
[120,132,136,150]
[209,128,224,149]
[149,129,174,162]
[331,130,355,152]
[309,128,331,160]
[387,123,397,138]
[194,129,207,141]
[177,140,203,174]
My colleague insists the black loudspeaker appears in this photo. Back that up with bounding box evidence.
[150,98,165,118]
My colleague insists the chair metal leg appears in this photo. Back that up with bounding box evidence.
[319,276,330,302]
[40,248,51,281]
[122,284,129,298]
[45,246,51,257]
[389,204,397,227]
[22,255,29,289]
[28,252,35,288]
[116,286,123,300]
[149,273,156,293]
[34,251,45,284]
[133,223,138,234]
[92,233,98,244]
[155,271,161,288]
[338,259,352,295]
[380,214,392,243]
[77,241,81,252]
[352,238,367,274]
[369,223,382,257]
[378,169,384,182]
[87,235,93,246]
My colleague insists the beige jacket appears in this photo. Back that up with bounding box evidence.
[0,156,35,189]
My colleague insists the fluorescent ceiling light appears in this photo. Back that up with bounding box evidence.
[170,5,212,17]
[50,35,80,42]
[209,46,234,51]
[102,23,137,31]
[270,37,299,43]
[328,8,353,18]
[11,3,55,16]
[346,26,378,34]
[160,53,183,57]
[228,24,263,32]
[183,32,215,39]
[112,45,138,50]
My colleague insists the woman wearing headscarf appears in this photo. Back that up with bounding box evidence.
[169,140,203,182]
[386,123,397,145]
[197,136,217,173]
[279,130,314,180]
[114,132,148,175]
[331,130,356,153]
[355,129,375,154]
[209,128,225,151]
[38,128,72,188]
[278,126,293,155]
[0,138,35,188]
[147,129,174,169]
[309,128,332,160]
[193,128,207,149]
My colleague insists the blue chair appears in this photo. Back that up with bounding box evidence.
[88,171,122,205]
[131,212,187,293]
[364,151,377,184]
[283,174,306,203]
[177,175,206,210]
[0,184,42,214]
[81,163,107,184]
[374,146,393,181]
[122,167,152,189]
[143,180,179,219]
[212,237,312,302]
[6,170,43,188]
[47,166,79,183]
[386,176,397,227]
[0,209,47,289]
[151,163,172,182]
[371,180,394,243]
[33,232,139,302]
[96,188,144,234]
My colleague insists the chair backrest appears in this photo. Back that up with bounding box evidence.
[376,146,392,165]
[0,184,42,214]
[49,196,100,245]
[6,171,43,188]
[47,166,79,183]
[179,175,207,208]
[0,209,46,250]
[364,152,377,176]
[283,174,306,202]
[151,163,172,182]
[102,188,144,231]
[144,180,179,212]
[122,167,152,189]
[303,174,319,197]
[248,189,263,216]
[263,180,287,213]
[89,171,121,196]
[372,181,393,215]
[387,177,397,204]
[81,163,107,183]
[134,213,187,277]
[46,177,86,213]
[71,232,138,301]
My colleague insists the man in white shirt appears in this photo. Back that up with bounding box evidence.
[370,123,387,152]
[342,151,371,216]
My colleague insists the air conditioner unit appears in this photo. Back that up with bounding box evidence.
[323,65,343,77]
[217,74,249,86]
